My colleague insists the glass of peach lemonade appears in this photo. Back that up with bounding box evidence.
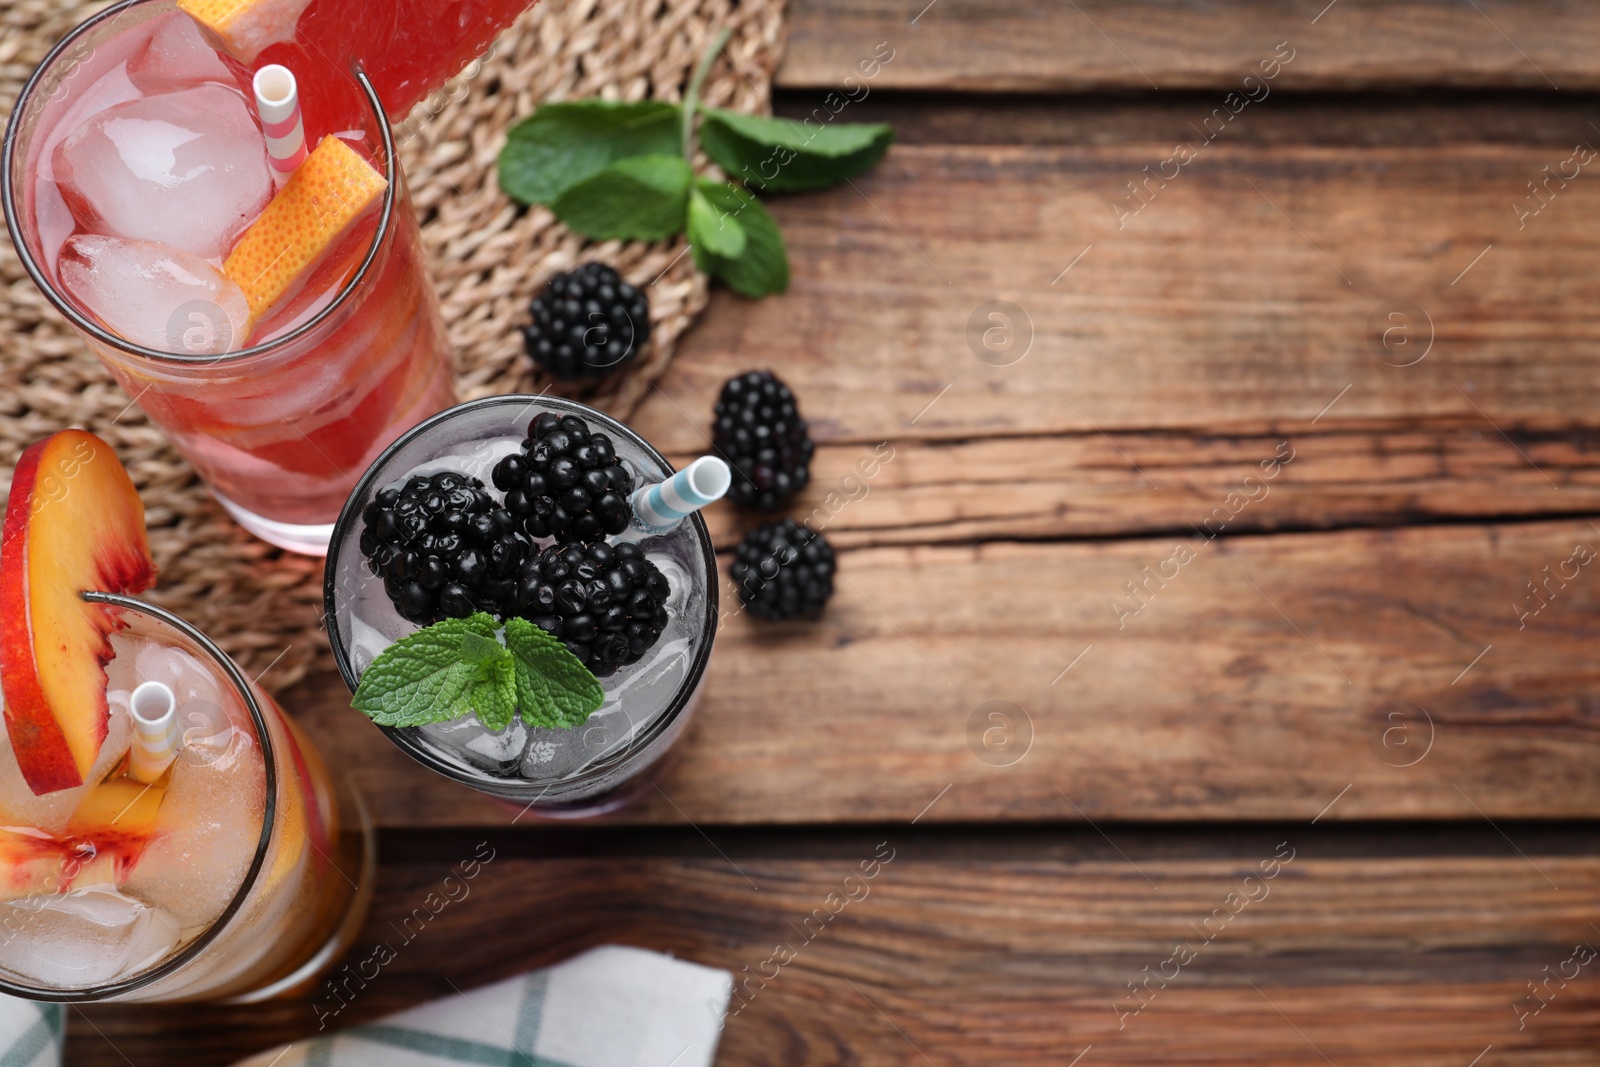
[324,396,719,818]
[0,0,548,553]
[0,431,374,1002]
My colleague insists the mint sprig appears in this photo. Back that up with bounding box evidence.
[496,29,893,298]
[550,155,694,241]
[351,612,604,731]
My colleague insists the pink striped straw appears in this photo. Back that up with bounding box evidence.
[253,64,307,180]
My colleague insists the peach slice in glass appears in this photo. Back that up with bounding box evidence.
[0,431,156,795]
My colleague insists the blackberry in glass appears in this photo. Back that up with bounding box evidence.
[493,413,634,544]
[358,472,528,624]
[513,541,671,676]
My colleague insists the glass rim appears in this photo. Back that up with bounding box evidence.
[0,0,398,366]
[322,394,720,800]
[0,592,279,1003]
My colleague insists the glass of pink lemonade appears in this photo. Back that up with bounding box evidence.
[1,0,484,553]
[0,431,373,1002]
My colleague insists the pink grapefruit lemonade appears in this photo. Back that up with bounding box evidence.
[0,0,559,550]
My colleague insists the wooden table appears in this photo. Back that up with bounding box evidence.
[72,2,1600,1062]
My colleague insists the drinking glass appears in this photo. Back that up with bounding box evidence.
[2,0,457,555]
[323,396,718,817]
[0,595,374,1003]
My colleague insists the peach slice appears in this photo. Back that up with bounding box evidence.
[176,0,313,64]
[0,774,168,900]
[223,135,388,324]
[1,431,156,795]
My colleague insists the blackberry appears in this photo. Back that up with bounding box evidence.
[712,370,814,510]
[359,472,530,624]
[730,520,836,621]
[522,262,651,380]
[493,413,634,544]
[513,541,671,676]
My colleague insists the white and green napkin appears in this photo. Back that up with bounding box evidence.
[1,946,732,1067]
[0,998,63,1067]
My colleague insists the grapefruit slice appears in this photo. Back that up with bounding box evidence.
[223,135,387,324]
[176,0,315,64]
[0,431,156,795]
[175,0,538,120]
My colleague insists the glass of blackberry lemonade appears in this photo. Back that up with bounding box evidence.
[324,396,719,817]
[0,0,544,552]
[0,431,373,1002]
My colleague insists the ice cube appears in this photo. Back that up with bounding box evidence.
[0,886,183,988]
[54,84,272,259]
[127,12,242,95]
[397,438,523,491]
[58,234,251,355]
[419,716,528,775]
[109,634,264,932]
[122,741,264,932]
[348,615,396,675]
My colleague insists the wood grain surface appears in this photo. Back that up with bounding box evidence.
[67,834,1600,1065]
[780,0,1590,92]
[632,142,1600,451]
[294,516,1600,827]
[280,132,1600,828]
[40,1,1600,1064]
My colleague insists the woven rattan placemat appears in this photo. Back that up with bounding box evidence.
[0,0,785,691]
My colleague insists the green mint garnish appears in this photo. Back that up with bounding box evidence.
[495,27,892,299]
[549,155,694,242]
[696,108,893,193]
[505,617,605,730]
[351,612,603,731]
[498,100,680,205]
[688,179,787,298]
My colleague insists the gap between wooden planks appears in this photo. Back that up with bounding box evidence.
[71,850,1600,1066]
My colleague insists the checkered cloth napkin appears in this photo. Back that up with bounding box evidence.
[1,946,732,1067]
[0,999,62,1067]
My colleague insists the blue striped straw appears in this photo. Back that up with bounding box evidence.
[630,456,732,533]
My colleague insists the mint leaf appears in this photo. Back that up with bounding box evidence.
[461,631,503,665]
[352,613,517,729]
[550,155,693,241]
[690,180,788,297]
[499,101,681,206]
[687,185,746,259]
[505,617,605,729]
[698,108,893,192]
[467,646,518,739]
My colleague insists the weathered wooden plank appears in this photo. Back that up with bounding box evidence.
[70,849,1600,1065]
[292,518,1600,827]
[780,0,1594,92]
[632,143,1600,456]
[669,425,1600,550]
[630,143,1600,460]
